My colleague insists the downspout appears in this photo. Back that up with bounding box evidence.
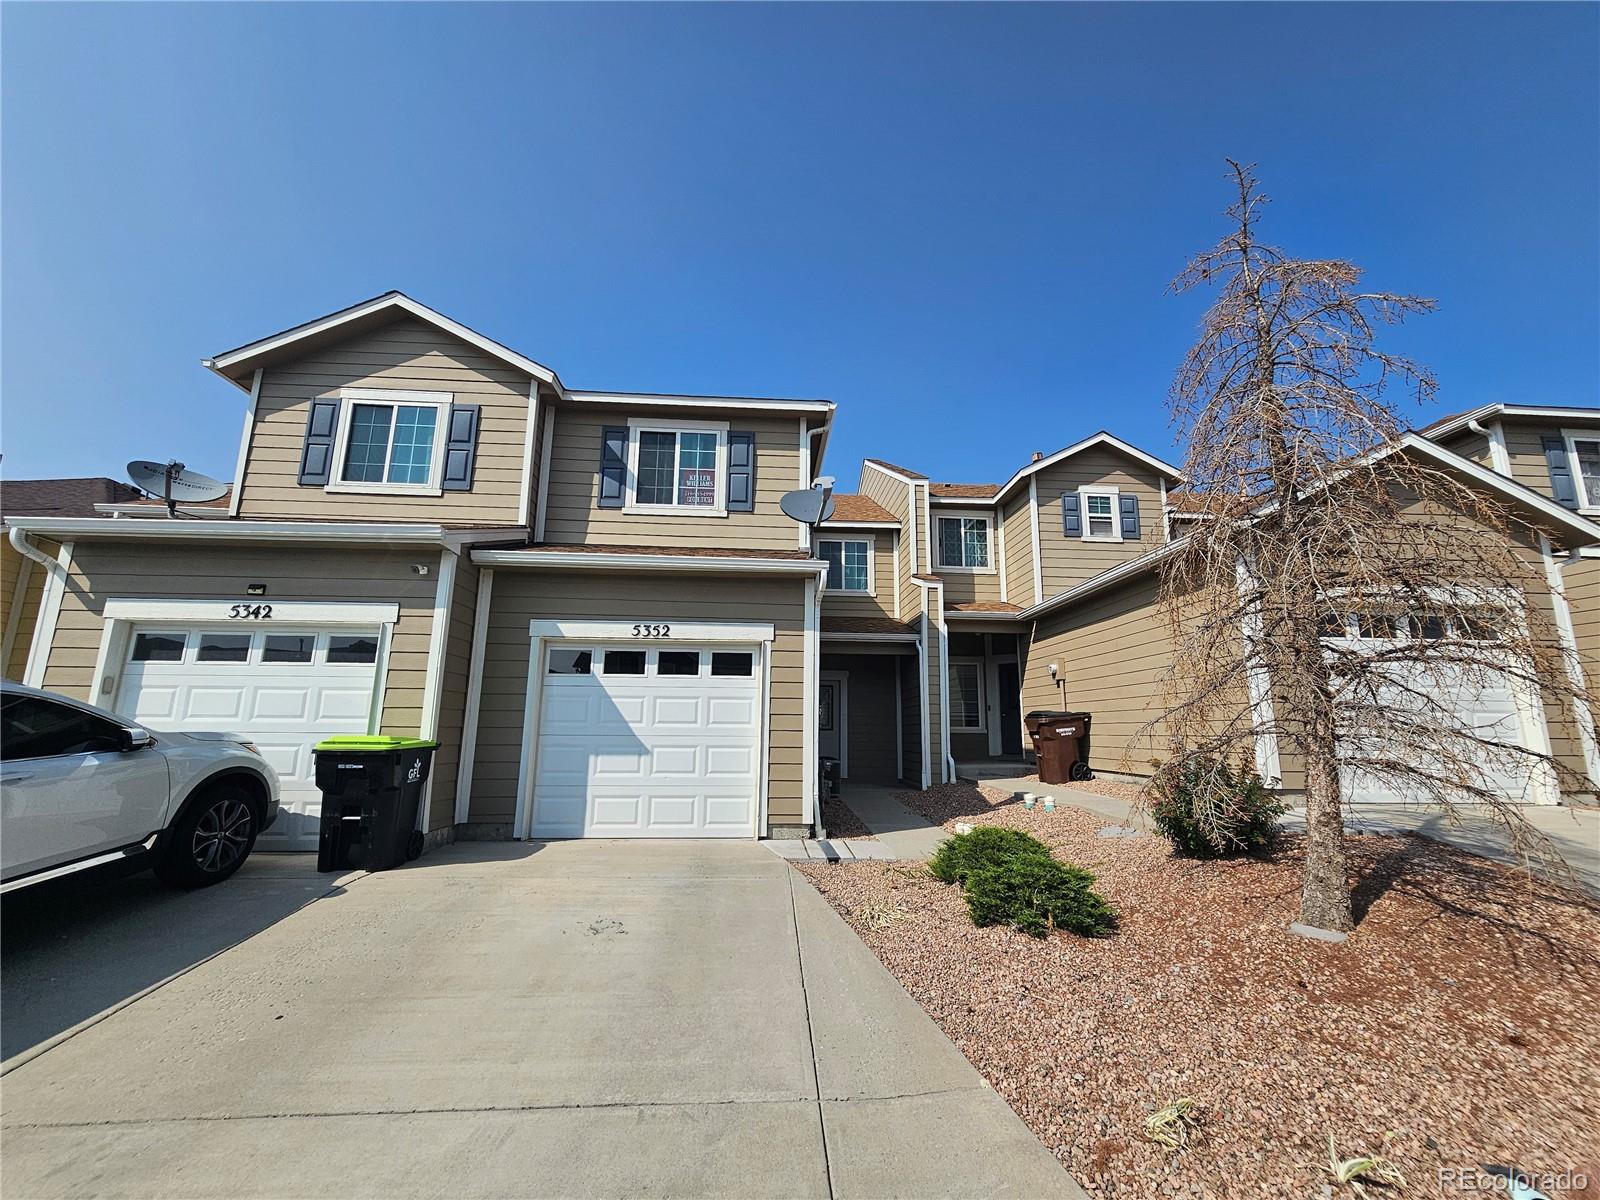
[9,525,60,577]
[939,612,955,784]
[1467,418,1512,477]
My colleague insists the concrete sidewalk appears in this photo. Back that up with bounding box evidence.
[1,841,1084,1199]
[835,783,953,860]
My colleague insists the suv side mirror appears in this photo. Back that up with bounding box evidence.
[118,727,154,753]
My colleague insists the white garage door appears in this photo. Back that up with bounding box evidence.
[1328,611,1548,806]
[533,643,762,838]
[115,626,382,850]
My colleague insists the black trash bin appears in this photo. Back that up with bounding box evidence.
[314,736,437,873]
[819,756,841,800]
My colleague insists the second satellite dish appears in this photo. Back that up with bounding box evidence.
[779,487,836,526]
[127,459,229,517]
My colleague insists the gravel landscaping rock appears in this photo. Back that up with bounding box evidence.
[796,782,1600,1199]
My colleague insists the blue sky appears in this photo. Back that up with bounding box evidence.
[3,3,1596,489]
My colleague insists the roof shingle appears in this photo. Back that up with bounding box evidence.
[826,494,898,523]
[1,477,141,518]
[929,482,1000,498]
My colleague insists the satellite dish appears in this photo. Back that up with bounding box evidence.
[779,486,837,527]
[127,460,228,517]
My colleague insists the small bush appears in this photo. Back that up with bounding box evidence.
[1150,755,1284,858]
[928,826,1052,885]
[930,826,1116,938]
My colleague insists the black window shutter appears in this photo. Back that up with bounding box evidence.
[1061,492,1082,537]
[298,398,340,486]
[1119,494,1140,539]
[727,432,756,512]
[599,426,628,508]
[1543,436,1579,509]
[440,403,480,492]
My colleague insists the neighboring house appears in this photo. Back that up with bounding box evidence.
[5,293,1595,862]
[1,478,141,682]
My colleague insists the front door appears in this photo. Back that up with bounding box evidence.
[996,661,1022,757]
[818,674,844,773]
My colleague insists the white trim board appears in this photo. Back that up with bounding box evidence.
[205,291,561,390]
[227,368,262,517]
[416,548,459,832]
[528,618,775,643]
[474,549,827,576]
[22,541,73,688]
[566,391,833,415]
[993,431,1184,505]
[100,598,401,624]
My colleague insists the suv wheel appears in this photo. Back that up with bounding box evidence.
[155,785,259,888]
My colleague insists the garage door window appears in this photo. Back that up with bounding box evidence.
[263,634,315,663]
[602,649,647,675]
[711,651,753,677]
[327,635,379,664]
[197,634,251,663]
[131,632,186,662]
[658,650,701,676]
[548,647,593,675]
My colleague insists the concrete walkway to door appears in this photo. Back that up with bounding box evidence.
[1,841,1083,1200]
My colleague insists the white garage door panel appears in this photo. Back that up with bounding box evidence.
[116,627,381,852]
[532,643,761,839]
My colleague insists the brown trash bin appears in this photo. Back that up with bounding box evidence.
[1028,711,1093,784]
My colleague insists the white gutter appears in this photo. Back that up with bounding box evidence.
[566,391,835,415]
[4,516,516,549]
[471,549,827,576]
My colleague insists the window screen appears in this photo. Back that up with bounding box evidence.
[948,662,983,729]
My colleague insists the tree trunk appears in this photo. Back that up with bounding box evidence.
[1299,743,1353,931]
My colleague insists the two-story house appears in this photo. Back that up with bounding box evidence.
[6,294,1599,862]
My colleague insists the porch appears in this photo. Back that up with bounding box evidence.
[944,628,1027,765]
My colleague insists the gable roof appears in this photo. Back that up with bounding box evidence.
[204,291,562,392]
[1,477,141,519]
[862,458,927,482]
[1020,433,1600,622]
[1421,403,1600,441]
[993,432,1183,504]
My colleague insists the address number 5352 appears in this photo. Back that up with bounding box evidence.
[631,623,671,638]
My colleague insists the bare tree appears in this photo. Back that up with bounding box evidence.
[1148,161,1591,931]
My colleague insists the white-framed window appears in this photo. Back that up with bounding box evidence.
[818,537,874,593]
[328,388,451,495]
[624,417,729,516]
[936,512,993,572]
[1562,430,1600,512]
[1079,486,1121,541]
[948,659,986,731]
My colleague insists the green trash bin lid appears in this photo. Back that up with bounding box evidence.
[313,736,438,752]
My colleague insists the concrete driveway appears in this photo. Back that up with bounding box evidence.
[1,841,1083,1199]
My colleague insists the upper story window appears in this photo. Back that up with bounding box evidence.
[625,418,728,515]
[1064,486,1139,542]
[936,514,992,572]
[1562,431,1600,510]
[818,537,873,593]
[323,388,452,496]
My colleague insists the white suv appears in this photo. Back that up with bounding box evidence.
[1,682,280,892]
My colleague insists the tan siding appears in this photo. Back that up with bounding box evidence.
[2,536,56,682]
[861,465,924,621]
[237,317,532,526]
[819,530,899,621]
[1433,428,1493,469]
[1567,555,1600,685]
[1022,573,1178,780]
[468,570,808,829]
[426,554,480,833]
[821,652,899,784]
[1032,449,1166,596]
[39,544,437,739]
[541,405,807,550]
[1500,420,1562,495]
[1001,495,1035,607]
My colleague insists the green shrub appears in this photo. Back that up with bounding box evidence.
[1149,756,1284,858]
[929,826,1116,938]
[963,856,1117,937]
[928,825,1052,885]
